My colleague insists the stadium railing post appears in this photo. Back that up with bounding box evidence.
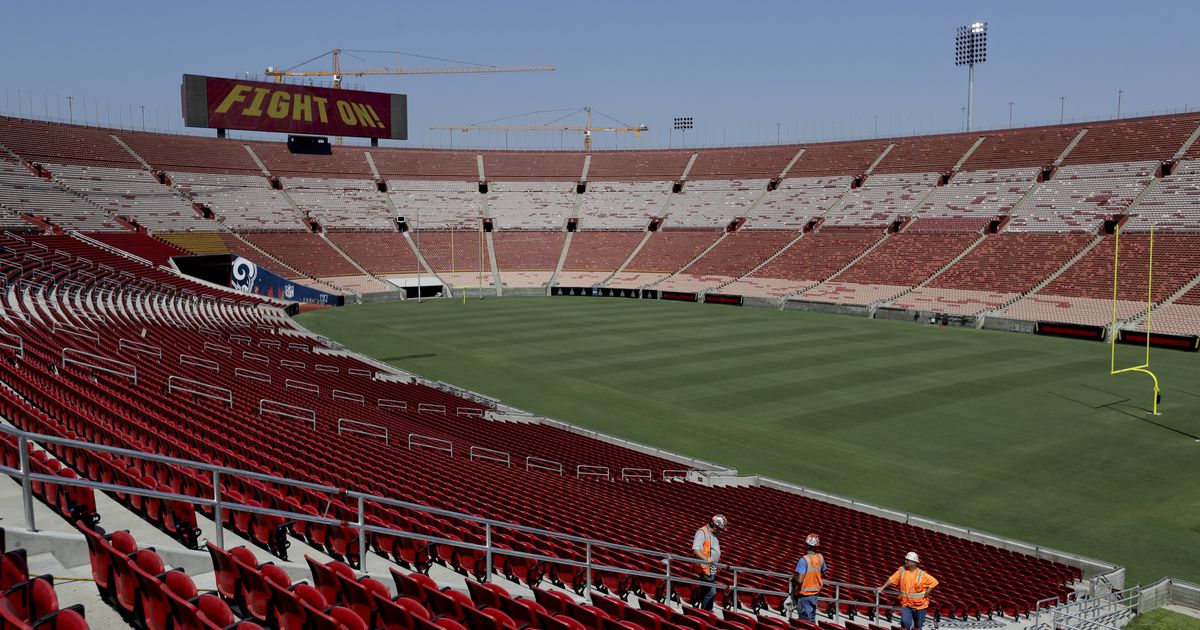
[731,569,739,610]
[585,542,593,596]
[212,469,224,549]
[664,557,673,605]
[18,435,36,532]
[833,584,841,620]
[357,495,368,573]
[484,523,493,583]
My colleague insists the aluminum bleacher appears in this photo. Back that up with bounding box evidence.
[800,233,978,305]
[687,146,795,179]
[894,234,1095,315]
[586,150,690,181]
[1059,115,1200,166]
[606,230,721,289]
[1139,280,1200,335]
[494,231,566,288]
[1006,163,1154,233]
[667,180,767,227]
[655,230,796,293]
[906,169,1037,233]
[872,134,978,175]
[1002,233,1200,325]
[786,141,890,177]
[412,226,487,273]
[578,181,668,229]
[824,173,938,228]
[0,116,140,168]
[371,149,479,180]
[1126,160,1200,230]
[249,142,373,179]
[482,152,584,181]
[240,231,390,293]
[0,159,122,231]
[391,181,480,229]
[284,178,395,231]
[557,230,644,286]
[45,162,213,231]
[173,172,303,230]
[118,129,264,175]
[722,228,882,298]
[328,231,422,276]
[957,125,1080,171]
[751,176,852,229]
[486,182,576,230]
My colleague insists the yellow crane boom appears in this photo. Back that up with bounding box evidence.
[265,49,554,88]
[431,107,647,150]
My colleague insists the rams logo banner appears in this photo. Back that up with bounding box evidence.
[181,74,407,140]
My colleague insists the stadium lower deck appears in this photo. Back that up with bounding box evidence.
[0,113,1195,629]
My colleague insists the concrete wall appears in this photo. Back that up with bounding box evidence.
[784,299,871,318]
[742,296,781,310]
[983,316,1038,334]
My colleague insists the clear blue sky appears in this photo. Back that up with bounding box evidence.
[3,0,1199,150]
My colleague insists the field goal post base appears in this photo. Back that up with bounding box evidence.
[1109,223,1160,416]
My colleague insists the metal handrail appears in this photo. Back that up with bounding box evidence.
[0,421,925,622]
[62,347,137,383]
[337,418,388,444]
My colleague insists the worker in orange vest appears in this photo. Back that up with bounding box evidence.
[692,514,727,610]
[878,552,939,630]
[791,534,827,621]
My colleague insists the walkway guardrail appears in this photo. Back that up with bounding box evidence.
[0,421,910,623]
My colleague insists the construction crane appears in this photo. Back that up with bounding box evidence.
[264,48,555,88]
[431,107,647,151]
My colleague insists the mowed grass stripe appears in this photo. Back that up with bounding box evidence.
[296,296,1200,585]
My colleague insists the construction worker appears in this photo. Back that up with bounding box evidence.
[791,534,827,621]
[878,552,938,630]
[692,514,727,611]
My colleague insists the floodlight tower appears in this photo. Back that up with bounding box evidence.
[955,22,987,132]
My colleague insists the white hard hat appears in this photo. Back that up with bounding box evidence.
[711,515,727,530]
[805,534,820,547]
[905,551,921,564]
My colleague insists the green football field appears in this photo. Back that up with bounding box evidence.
[296,297,1200,586]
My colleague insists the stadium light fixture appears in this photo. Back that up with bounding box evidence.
[954,22,987,132]
[673,116,693,148]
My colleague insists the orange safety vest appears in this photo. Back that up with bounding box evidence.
[797,553,824,595]
[891,567,937,610]
[698,528,716,576]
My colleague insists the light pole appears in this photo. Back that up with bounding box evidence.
[139,105,146,131]
[874,115,878,138]
[1008,101,1014,127]
[1117,90,1124,118]
[673,117,693,148]
[66,96,74,124]
[955,22,987,132]
[776,123,781,145]
[1060,96,1066,124]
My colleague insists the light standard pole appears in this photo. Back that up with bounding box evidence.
[874,115,878,138]
[1060,96,1066,124]
[1117,90,1124,118]
[139,105,146,131]
[955,22,987,132]
[1008,102,1014,128]
[66,96,74,124]
[776,123,781,145]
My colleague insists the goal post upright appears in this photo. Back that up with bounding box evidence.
[1110,222,1161,415]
